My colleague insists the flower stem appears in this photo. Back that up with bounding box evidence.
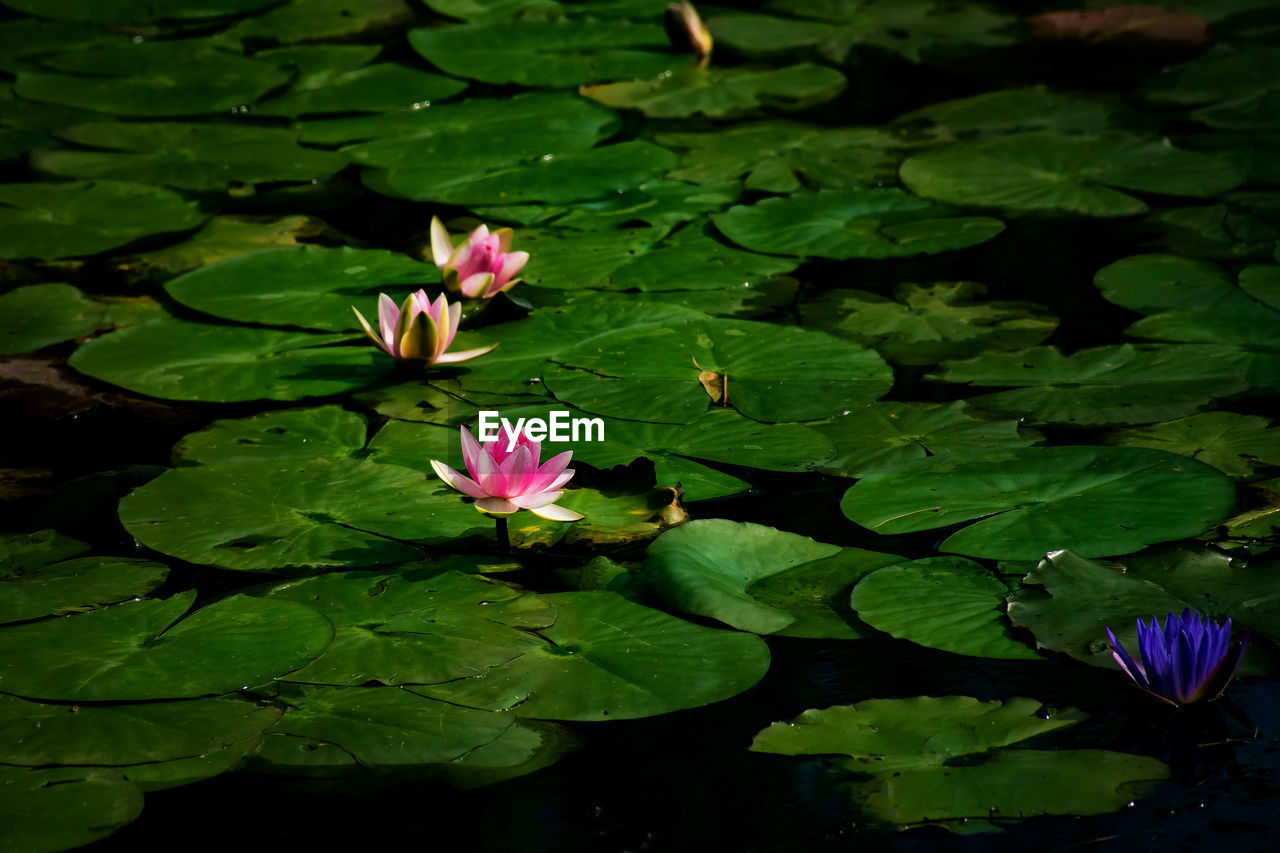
[495,516,509,552]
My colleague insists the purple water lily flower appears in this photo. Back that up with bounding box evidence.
[1106,608,1249,706]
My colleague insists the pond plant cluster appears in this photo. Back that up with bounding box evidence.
[1,0,1280,849]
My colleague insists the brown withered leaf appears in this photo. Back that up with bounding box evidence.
[1028,6,1211,48]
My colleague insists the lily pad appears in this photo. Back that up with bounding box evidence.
[411,590,771,721]
[657,121,900,192]
[0,180,208,260]
[258,569,555,686]
[841,446,1236,560]
[474,180,741,232]
[33,122,348,191]
[173,405,368,466]
[1093,253,1253,314]
[0,590,334,700]
[15,46,291,116]
[1137,43,1280,111]
[849,557,1039,659]
[714,189,1005,259]
[744,548,905,639]
[1104,412,1280,479]
[580,64,846,119]
[709,0,1016,64]
[119,457,487,571]
[0,555,169,624]
[0,694,280,765]
[928,344,1251,426]
[900,132,1241,217]
[407,19,674,87]
[751,696,1167,824]
[0,766,142,853]
[0,529,88,572]
[0,0,277,24]
[68,318,389,402]
[641,519,844,634]
[254,62,466,117]
[0,283,105,354]
[227,0,412,43]
[364,139,677,205]
[165,246,438,332]
[799,282,1057,365]
[814,401,1041,478]
[547,315,893,423]
[890,85,1131,142]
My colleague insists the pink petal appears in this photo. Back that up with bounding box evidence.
[434,343,497,364]
[460,272,494,299]
[527,450,572,493]
[495,251,528,287]
[352,306,393,356]
[468,224,490,244]
[377,293,399,349]
[510,490,563,509]
[430,217,454,268]
[459,426,484,480]
[500,445,534,496]
[529,502,584,522]
[474,447,504,496]
[429,459,489,499]
[540,469,575,494]
[475,496,518,516]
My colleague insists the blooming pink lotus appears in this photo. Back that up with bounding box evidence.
[352,289,495,364]
[430,426,583,521]
[430,216,529,299]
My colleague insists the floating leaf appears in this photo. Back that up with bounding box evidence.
[813,401,1041,478]
[799,282,1057,365]
[173,405,368,466]
[0,591,334,700]
[165,246,438,332]
[0,529,88,572]
[744,549,903,639]
[1093,253,1252,314]
[714,189,1004,259]
[0,283,105,354]
[226,0,413,43]
[548,315,893,423]
[0,180,208,260]
[411,590,771,721]
[407,19,674,87]
[33,122,348,191]
[929,344,1250,426]
[119,457,486,572]
[0,0,276,24]
[0,555,168,625]
[840,446,1236,560]
[900,132,1240,217]
[1104,412,1280,479]
[657,121,899,192]
[0,766,142,852]
[69,319,389,402]
[254,62,465,117]
[1137,43,1280,112]
[849,557,1039,659]
[581,64,845,119]
[475,180,740,232]
[113,214,338,281]
[890,85,1132,142]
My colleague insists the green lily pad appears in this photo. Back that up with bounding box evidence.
[0,555,169,625]
[1138,43,1280,111]
[900,132,1241,217]
[407,19,674,87]
[580,64,846,119]
[15,46,291,116]
[517,224,798,292]
[641,519,843,634]
[119,457,487,572]
[173,405,368,466]
[0,283,105,354]
[714,189,1005,259]
[841,446,1236,560]
[123,738,265,792]
[1009,548,1280,669]
[507,486,679,547]
[227,0,412,42]
[849,557,1039,659]
[299,90,617,146]
[33,122,348,191]
[709,0,1016,64]
[1093,253,1253,314]
[364,139,676,205]
[0,590,334,700]
[474,180,741,232]
[0,694,280,765]
[0,20,130,71]
[890,85,1132,142]
[1136,192,1280,262]
[411,590,771,721]
[0,0,277,24]
[258,569,554,686]
[165,246,438,332]
[0,766,142,853]
[751,696,1166,824]
[254,62,466,117]
[547,315,893,423]
[813,401,1041,478]
[1104,412,1280,479]
[928,344,1251,426]
[422,0,656,21]
[68,318,389,402]
[0,180,208,260]
[744,548,904,639]
[799,282,1057,365]
[0,529,88,572]
[657,121,899,192]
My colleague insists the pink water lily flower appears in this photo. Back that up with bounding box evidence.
[430,216,529,299]
[351,289,496,364]
[430,426,583,521]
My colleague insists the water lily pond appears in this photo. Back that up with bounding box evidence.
[3,0,1280,849]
